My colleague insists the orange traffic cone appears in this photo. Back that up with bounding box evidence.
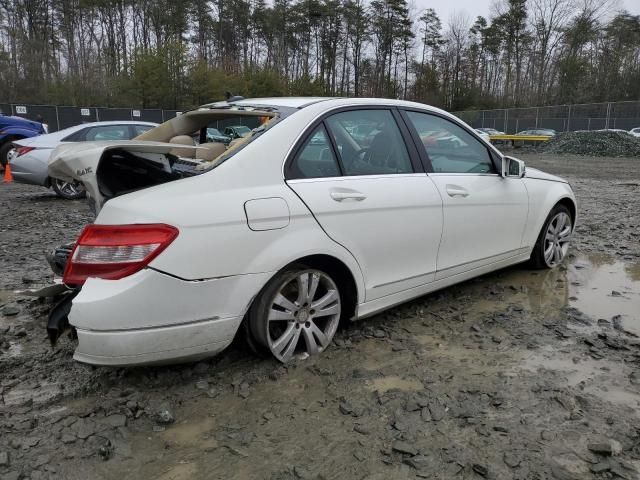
[3,162,13,183]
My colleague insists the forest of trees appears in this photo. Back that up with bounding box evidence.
[0,0,639,111]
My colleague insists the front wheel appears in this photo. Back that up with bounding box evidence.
[529,204,573,269]
[248,266,342,363]
[52,178,86,200]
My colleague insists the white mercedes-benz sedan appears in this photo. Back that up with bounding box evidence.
[48,97,576,366]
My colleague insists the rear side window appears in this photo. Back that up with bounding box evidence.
[83,125,130,141]
[325,110,413,176]
[405,111,495,174]
[289,126,341,179]
[133,125,153,136]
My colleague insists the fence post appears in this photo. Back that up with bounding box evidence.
[605,102,611,130]
[535,107,539,128]
[504,109,508,134]
[567,105,571,132]
[482,110,485,128]
[55,106,60,132]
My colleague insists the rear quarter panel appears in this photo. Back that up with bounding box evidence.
[95,173,366,303]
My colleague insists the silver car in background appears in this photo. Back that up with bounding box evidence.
[9,121,157,199]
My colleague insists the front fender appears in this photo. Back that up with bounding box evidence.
[522,178,577,249]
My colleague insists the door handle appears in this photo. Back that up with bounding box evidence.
[445,185,469,198]
[330,191,367,202]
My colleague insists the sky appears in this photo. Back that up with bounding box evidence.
[410,0,640,27]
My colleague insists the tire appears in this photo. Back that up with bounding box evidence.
[248,265,342,363]
[51,178,86,200]
[529,204,573,269]
[0,141,16,168]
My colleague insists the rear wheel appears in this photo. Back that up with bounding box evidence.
[0,141,16,168]
[529,204,573,269]
[248,266,342,363]
[52,178,86,200]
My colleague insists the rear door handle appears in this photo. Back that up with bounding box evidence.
[330,191,367,202]
[445,185,469,198]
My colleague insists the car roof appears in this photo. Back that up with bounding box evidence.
[203,97,451,115]
[67,120,158,128]
[232,97,333,108]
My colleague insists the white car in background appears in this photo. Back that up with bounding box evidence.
[9,121,157,199]
[475,129,491,142]
[48,97,577,366]
[629,127,640,138]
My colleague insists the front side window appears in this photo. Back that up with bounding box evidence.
[325,110,413,176]
[289,126,341,179]
[405,111,495,174]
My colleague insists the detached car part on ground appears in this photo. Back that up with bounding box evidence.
[45,97,576,367]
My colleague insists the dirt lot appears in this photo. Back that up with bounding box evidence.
[1,153,639,480]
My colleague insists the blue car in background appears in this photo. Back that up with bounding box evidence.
[0,113,46,168]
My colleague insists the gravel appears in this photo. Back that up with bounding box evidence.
[538,130,640,157]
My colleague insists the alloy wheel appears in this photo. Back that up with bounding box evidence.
[53,178,85,199]
[543,211,571,267]
[6,148,17,164]
[266,270,341,362]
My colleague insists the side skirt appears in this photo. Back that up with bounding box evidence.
[355,252,531,320]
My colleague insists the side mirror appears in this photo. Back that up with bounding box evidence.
[501,156,526,178]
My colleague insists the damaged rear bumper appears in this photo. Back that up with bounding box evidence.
[68,268,272,366]
[74,316,243,366]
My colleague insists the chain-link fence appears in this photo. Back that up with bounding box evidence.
[0,103,266,133]
[0,104,183,132]
[453,101,640,134]
[4,100,640,135]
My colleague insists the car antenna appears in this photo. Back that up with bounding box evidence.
[225,91,245,103]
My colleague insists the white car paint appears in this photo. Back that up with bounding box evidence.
[52,97,577,366]
[630,127,640,138]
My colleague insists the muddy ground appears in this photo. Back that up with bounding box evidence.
[0,153,639,480]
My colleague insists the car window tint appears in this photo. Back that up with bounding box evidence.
[405,111,495,174]
[289,126,341,179]
[133,125,153,136]
[84,125,130,141]
[324,110,413,176]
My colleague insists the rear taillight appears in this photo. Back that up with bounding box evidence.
[16,146,35,157]
[63,224,179,285]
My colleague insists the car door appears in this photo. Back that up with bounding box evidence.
[286,108,443,301]
[402,110,529,279]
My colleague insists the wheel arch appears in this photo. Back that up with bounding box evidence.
[283,254,359,324]
[555,196,577,227]
[236,252,362,354]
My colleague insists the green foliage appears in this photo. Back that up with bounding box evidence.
[0,0,638,111]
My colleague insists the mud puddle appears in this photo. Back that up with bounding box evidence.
[488,253,640,335]
[520,346,640,411]
[0,289,10,305]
